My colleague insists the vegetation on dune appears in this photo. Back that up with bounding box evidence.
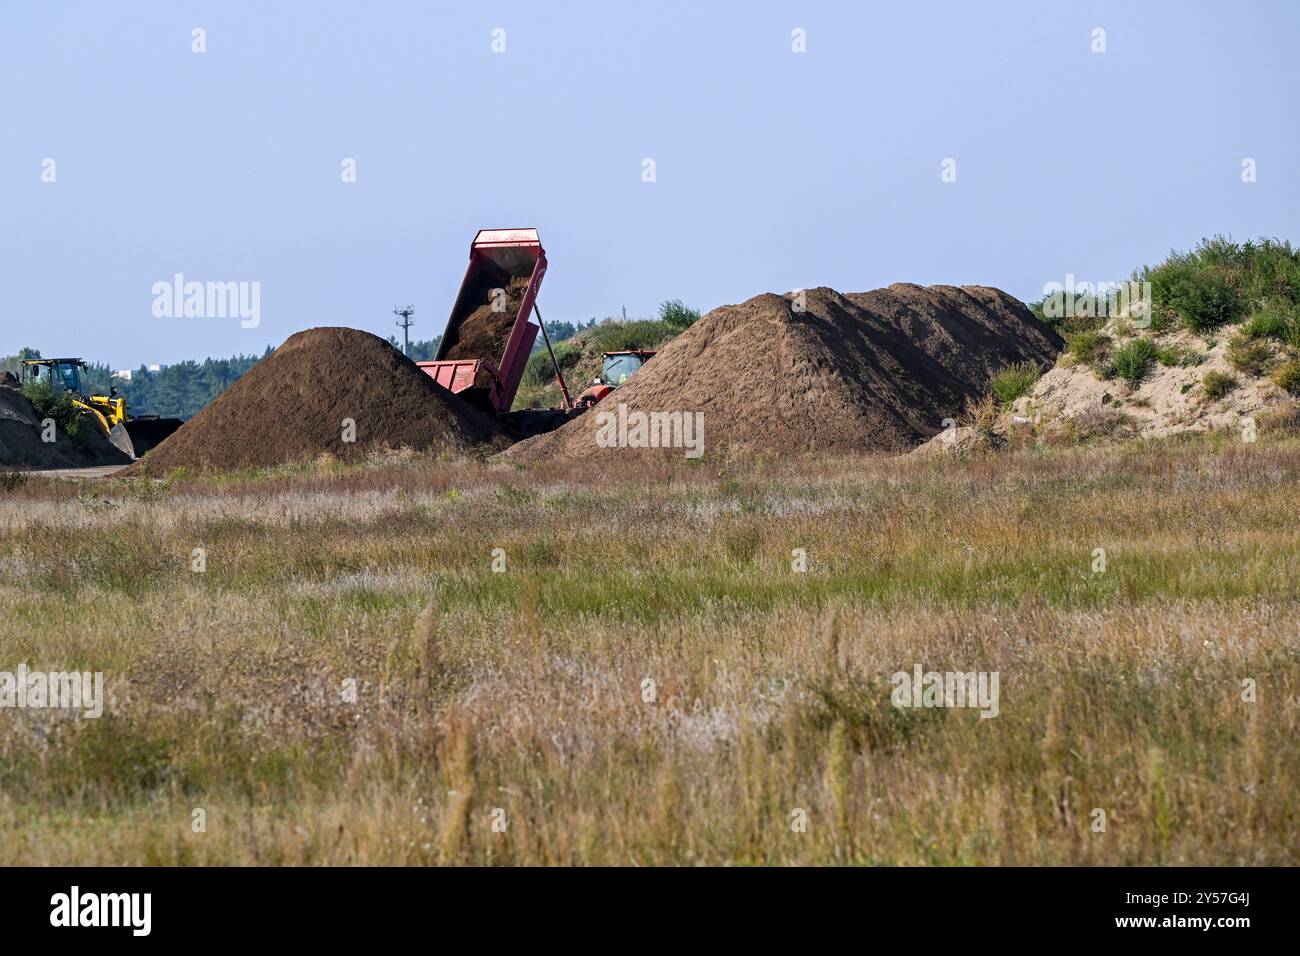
[1201,370,1236,400]
[1226,333,1274,376]
[1272,360,1300,395]
[1028,237,1300,343]
[2,435,1299,864]
[18,376,85,445]
[1144,236,1300,333]
[1106,337,1158,387]
[1065,329,1111,370]
[989,361,1041,405]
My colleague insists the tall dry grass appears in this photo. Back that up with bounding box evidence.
[0,435,1297,864]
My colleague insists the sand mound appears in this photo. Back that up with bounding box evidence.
[914,311,1300,455]
[1009,316,1294,440]
[128,327,509,473]
[0,385,132,469]
[503,284,1061,461]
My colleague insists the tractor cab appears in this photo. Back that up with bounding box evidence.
[600,350,654,387]
[574,349,657,411]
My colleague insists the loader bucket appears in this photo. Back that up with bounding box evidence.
[107,423,136,459]
[124,418,183,457]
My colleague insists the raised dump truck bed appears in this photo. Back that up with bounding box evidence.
[417,228,547,414]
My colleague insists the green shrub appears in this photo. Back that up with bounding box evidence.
[1109,338,1158,386]
[20,378,85,444]
[1243,303,1291,341]
[1163,269,1244,332]
[989,361,1041,405]
[1286,320,1300,352]
[1155,345,1184,367]
[1026,297,1058,332]
[1202,371,1236,400]
[1226,334,1273,376]
[521,340,581,389]
[658,299,700,333]
[1272,361,1300,395]
[1067,330,1111,368]
[1143,236,1300,335]
[1238,238,1300,303]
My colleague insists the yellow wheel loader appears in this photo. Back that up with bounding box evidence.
[18,359,182,458]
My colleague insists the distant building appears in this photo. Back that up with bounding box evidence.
[112,369,133,381]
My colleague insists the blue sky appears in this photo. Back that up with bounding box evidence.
[2,1,1297,367]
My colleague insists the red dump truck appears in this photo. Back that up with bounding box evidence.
[417,228,567,419]
[417,227,653,436]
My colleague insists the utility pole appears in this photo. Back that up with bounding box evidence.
[393,305,415,357]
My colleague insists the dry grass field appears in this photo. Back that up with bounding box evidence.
[1,433,1298,865]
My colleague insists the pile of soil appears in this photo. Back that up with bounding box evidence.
[441,276,531,364]
[0,385,132,469]
[503,284,1062,461]
[126,327,510,473]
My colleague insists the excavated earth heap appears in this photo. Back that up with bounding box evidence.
[130,327,509,473]
[503,283,1063,461]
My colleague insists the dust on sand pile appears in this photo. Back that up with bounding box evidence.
[503,284,1062,461]
[1,384,131,469]
[441,276,531,363]
[129,327,509,473]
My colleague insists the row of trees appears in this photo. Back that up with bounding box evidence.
[2,347,270,419]
[4,302,697,420]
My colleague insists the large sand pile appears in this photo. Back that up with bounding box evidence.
[503,284,1062,461]
[0,384,132,469]
[129,327,509,473]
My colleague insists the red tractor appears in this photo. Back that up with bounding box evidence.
[573,350,657,410]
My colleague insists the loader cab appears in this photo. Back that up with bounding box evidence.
[22,358,86,395]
